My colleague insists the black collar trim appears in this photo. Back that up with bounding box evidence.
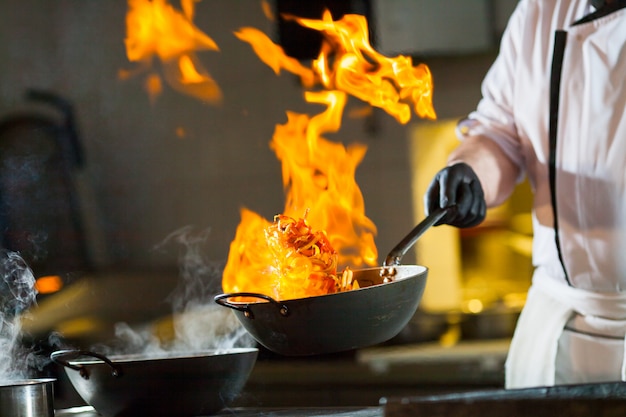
[574,0,626,25]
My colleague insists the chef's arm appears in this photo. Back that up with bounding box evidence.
[447,135,521,207]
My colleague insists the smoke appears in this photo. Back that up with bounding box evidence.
[0,250,39,382]
[159,226,223,311]
[95,226,253,355]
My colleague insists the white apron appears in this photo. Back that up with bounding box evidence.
[505,268,626,388]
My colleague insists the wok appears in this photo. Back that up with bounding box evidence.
[214,207,450,356]
[51,348,258,417]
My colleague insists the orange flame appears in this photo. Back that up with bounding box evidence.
[272,90,377,268]
[223,11,435,301]
[222,91,376,300]
[237,10,436,123]
[295,10,436,122]
[122,0,222,103]
[234,27,316,88]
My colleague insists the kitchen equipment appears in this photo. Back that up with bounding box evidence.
[0,89,91,282]
[214,207,450,356]
[0,378,55,417]
[460,304,521,340]
[50,348,258,417]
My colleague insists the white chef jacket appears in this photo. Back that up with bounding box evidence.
[456,0,626,388]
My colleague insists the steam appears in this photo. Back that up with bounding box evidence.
[158,226,253,351]
[0,250,38,382]
[95,226,253,355]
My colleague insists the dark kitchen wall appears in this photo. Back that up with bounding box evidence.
[0,0,499,271]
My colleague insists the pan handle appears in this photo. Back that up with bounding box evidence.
[383,206,454,268]
[214,292,289,319]
[50,350,123,380]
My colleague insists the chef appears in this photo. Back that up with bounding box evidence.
[424,0,626,388]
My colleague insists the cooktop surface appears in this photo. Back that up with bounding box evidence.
[55,405,383,417]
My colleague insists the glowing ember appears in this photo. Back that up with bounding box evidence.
[223,10,435,301]
[122,0,222,103]
[260,0,275,21]
[34,275,63,294]
[144,73,163,104]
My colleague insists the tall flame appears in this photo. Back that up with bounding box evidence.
[224,10,435,300]
[222,90,378,300]
[272,90,377,268]
[121,0,222,103]
[119,6,437,300]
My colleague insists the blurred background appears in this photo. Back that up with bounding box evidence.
[0,0,536,408]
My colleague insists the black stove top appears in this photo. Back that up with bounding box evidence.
[55,405,383,417]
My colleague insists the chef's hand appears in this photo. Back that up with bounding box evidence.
[424,162,486,228]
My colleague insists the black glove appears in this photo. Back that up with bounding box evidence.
[424,162,486,228]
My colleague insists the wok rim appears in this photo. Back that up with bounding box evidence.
[220,264,428,305]
[64,347,258,366]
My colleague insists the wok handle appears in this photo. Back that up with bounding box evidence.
[214,292,289,319]
[50,350,123,380]
[383,206,454,267]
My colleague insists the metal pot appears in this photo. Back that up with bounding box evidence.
[214,207,451,356]
[50,348,257,417]
[0,378,55,417]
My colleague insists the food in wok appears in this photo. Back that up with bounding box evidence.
[264,212,359,298]
[225,211,360,302]
[215,207,450,356]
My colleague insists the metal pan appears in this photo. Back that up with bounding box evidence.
[51,348,258,417]
[214,207,450,356]
[0,378,55,417]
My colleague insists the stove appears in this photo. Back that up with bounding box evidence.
[55,381,626,417]
[382,381,626,417]
[55,405,384,417]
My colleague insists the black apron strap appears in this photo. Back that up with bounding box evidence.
[548,30,572,286]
